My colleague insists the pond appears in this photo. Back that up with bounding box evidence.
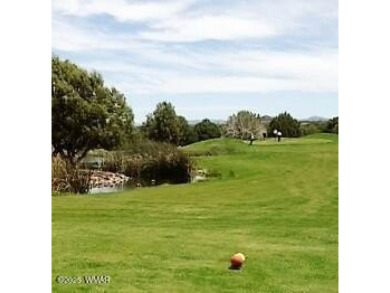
[88,180,136,194]
[89,185,125,194]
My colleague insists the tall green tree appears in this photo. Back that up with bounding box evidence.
[268,112,301,137]
[52,56,134,164]
[194,119,221,141]
[141,102,181,145]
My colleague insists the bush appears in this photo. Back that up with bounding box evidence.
[194,119,221,141]
[300,123,323,136]
[52,156,91,194]
[98,140,193,186]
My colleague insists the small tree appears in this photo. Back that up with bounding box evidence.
[177,116,199,146]
[267,112,301,137]
[52,56,134,164]
[141,102,181,145]
[194,119,221,141]
[223,110,266,139]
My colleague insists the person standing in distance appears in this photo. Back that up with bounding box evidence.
[249,132,255,146]
[277,131,282,142]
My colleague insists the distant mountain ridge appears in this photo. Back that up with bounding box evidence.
[136,119,227,126]
[300,116,329,122]
[260,115,273,122]
[188,119,226,125]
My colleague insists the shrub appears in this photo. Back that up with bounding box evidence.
[194,119,221,141]
[52,156,91,194]
[98,140,193,186]
[300,123,323,136]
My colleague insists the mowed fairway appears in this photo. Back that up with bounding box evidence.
[52,134,338,292]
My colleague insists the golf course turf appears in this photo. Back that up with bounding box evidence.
[52,133,338,292]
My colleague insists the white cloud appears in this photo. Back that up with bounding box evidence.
[153,74,335,95]
[52,0,290,43]
[52,0,337,43]
[52,0,338,96]
[52,0,192,22]
[52,19,142,51]
[139,15,277,42]
[77,47,337,95]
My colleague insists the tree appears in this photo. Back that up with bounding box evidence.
[177,116,199,146]
[267,112,301,137]
[324,117,338,134]
[194,119,221,141]
[141,102,181,145]
[52,56,134,164]
[185,126,200,145]
[223,110,266,139]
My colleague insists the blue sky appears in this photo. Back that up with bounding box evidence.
[52,0,338,123]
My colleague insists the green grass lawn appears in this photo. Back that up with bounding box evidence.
[52,133,338,292]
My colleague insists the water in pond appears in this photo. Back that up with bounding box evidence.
[88,181,134,194]
[89,186,124,194]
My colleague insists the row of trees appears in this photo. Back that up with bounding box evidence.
[140,101,221,146]
[52,56,338,167]
[52,56,339,193]
[51,56,224,165]
[140,105,338,144]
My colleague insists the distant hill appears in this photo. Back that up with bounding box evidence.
[188,119,226,125]
[300,116,329,122]
[188,116,273,125]
[260,115,273,123]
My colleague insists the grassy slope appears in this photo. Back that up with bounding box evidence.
[52,133,338,292]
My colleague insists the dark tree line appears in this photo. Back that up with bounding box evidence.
[141,102,221,146]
